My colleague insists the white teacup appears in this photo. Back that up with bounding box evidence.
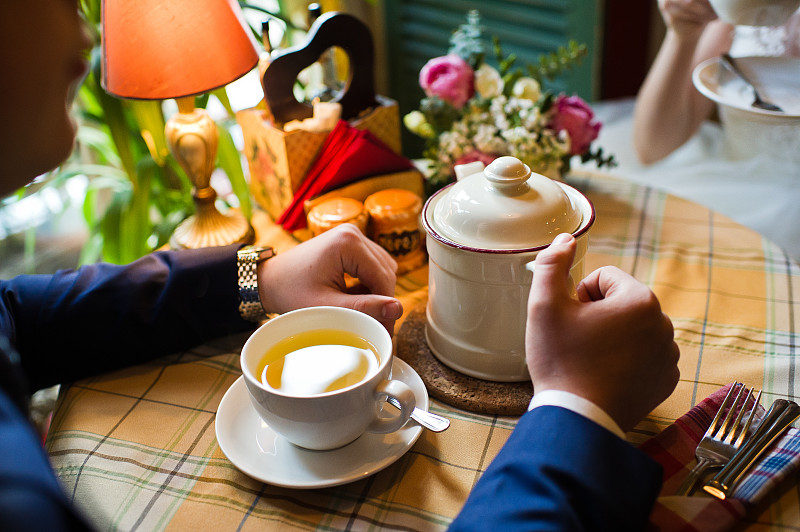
[709,0,800,26]
[240,306,416,450]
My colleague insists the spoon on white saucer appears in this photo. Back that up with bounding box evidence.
[387,396,450,432]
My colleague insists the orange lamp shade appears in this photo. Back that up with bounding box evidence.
[102,0,259,100]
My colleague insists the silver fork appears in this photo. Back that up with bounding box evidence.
[675,382,762,496]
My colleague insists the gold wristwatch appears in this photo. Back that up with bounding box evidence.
[236,245,275,322]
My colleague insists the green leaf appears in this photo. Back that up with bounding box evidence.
[448,9,484,69]
[195,93,211,110]
[23,227,36,274]
[84,173,131,192]
[82,185,98,232]
[129,100,169,166]
[88,48,139,182]
[530,40,588,82]
[82,172,133,264]
[217,122,252,219]
[75,127,122,167]
[59,164,128,182]
[99,187,132,263]
[153,210,189,249]
[76,83,103,119]
[211,88,235,118]
[126,158,158,259]
[79,232,104,266]
[80,0,101,25]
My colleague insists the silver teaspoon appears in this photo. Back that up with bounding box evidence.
[720,53,783,113]
[387,396,451,432]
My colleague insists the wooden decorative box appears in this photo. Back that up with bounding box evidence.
[237,96,401,220]
[236,11,404,221]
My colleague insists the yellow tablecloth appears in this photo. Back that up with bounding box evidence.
[46,171,800,530]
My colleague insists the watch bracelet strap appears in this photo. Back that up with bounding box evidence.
[237,246,274,322]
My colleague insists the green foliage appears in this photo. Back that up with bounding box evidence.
[29,0,291,266]
[418,97,461,136]
[450,10,588,90]
[526,40,589,83]
[64,31,198,265]
[492,36,588,91]
[407,10,615,195]
[448,9,484,69]
[5,0,368,269]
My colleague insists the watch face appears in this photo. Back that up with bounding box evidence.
[240,246,275,262]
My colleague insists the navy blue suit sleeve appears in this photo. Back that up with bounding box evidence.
[0,245,252,391]
[449,406,662,531]
[0,245,257,530]
[0,387,94,531]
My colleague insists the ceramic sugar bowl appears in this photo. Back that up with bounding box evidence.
[421,156,595,382]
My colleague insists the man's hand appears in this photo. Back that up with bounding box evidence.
[525,233,680,433]
[256,224,403,335]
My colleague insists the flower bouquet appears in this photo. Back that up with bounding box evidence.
[404,10,615,194]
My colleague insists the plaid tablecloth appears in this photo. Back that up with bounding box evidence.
[46,171,800,530]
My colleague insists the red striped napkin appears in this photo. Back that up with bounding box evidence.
[640,383,800,531]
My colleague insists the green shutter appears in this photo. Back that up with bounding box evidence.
[382,0,601,156]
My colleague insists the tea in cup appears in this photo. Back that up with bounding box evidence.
[708,0,800,26]
[240,306,416,450]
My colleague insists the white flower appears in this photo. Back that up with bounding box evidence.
[419,58,591,185]
[520,106,542,130]
[474,124,505,153]
[474,64,503,99]
[501,126,529,144]
[439,131,467,160]
[512,77,541,101]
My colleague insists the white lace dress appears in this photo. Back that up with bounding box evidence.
[584,11,800,261]
[730,12,800,56]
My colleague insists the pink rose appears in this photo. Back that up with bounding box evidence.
[453,150,498,169]
[419,55,475,109]
[548,95,601,155]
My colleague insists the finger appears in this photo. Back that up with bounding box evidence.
[575,265,635,302]
[576,268,602,302]
[362,231,399,272]
[529,233,577,304]
[316,289,403,335]
[341,236,398,297]
[340,224,397,274]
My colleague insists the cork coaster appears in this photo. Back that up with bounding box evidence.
[396,302,532,416]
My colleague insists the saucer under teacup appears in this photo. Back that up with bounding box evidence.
[215,358,427,489]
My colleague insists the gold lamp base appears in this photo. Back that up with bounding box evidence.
[166,96,255,249]
[169,187,255,249]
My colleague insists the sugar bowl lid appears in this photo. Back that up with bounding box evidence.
[426,156,582,251]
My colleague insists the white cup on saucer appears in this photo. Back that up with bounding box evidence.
[709,0,800,26]
[240,306,416,451]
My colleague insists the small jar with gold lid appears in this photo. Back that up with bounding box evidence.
[364,188,426,274]
[307,197,368,236]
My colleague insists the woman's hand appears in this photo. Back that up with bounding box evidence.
[257,224,403,335]
[660,0,719,38]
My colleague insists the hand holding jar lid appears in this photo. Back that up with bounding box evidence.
[422,156,595,382]
[364,188,426,274]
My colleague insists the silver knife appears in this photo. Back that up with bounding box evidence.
[703,399,800,499]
